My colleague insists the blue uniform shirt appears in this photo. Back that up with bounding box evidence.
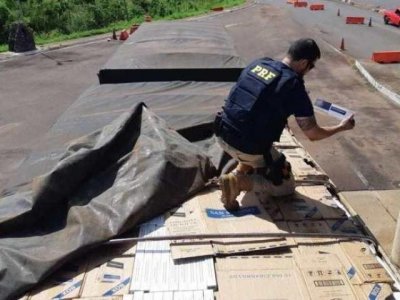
[219,57,314,154]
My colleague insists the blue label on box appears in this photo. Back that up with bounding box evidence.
[347,266,356,279]
[368,283,382,300]
[103,277,130,296]
[206,206,260,218]
[304,207,318,218]
[331,219,347,231]
[52,280,82,299]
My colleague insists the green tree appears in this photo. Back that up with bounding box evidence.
[0,2,11,43]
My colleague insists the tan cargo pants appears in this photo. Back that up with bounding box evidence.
[217,137,295,197]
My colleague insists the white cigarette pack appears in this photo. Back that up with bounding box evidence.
[314,99,353,120]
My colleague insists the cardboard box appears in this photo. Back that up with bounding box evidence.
[212,238,292,255]
[196,189,278,236]
[271,221,298,247]
[295,254,357,299]
[255,191,284,221]
[81,257,134,297]
[128,291,214,300]
[29,261,87,300]
[276,192,323,221]
[340,241,393,284]
[326,219,363,235]
[287,220,335,244]
[109,242,137,257]
[131,217,217,293]
[274,128,299,148]
[281,148,328,182]
[165,196,215,259]
[216,256,310,300]
[74,297,123,300]
[170,242,214,259]
[272,186,346,221]
[166,198,215,259]
[166,189,293,259]
[352,283,394,299]
[296,242,363,284]
[303,186,347,219]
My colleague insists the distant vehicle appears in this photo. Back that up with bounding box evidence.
[383,7,400,26]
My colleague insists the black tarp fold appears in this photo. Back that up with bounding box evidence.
[0,104,215,299]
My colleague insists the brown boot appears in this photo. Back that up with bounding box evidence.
[219,173,253,210]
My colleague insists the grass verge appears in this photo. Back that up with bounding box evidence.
[0,0,245,53]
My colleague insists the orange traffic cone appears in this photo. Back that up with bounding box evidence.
[112,29,117,40]
[337,8,340,16]
[340,38,345,51]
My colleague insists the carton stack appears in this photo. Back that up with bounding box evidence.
[18,129,398,299]
[273,128,300,149]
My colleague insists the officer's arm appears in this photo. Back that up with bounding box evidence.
[296,115,355,141]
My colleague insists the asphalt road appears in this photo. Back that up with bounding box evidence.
[258,0,400,59]
[1,1,400,193]
[345,0,399,10]
[0,39,121,192]
[216,2,400,191]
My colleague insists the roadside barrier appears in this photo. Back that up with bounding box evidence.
[119,30,129,41]
[346,16,365,24]
[130,24,140,34]
[294,2,308,7]
[310,4,324,10]
[211,7,224,11]
[372,51,400,63]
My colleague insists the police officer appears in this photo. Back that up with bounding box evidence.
[215,38,355,210]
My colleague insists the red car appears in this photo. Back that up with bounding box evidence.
[384,7,400,26]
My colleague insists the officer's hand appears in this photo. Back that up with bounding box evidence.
[340,114,355,131]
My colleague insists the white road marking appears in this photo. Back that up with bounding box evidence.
[352,166,370,188]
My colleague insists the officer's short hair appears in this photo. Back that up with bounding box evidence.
[287,38,321,61]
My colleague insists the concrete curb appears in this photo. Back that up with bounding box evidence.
[0,33,114,62]
[187,1,256,20]
[354,60,400,107]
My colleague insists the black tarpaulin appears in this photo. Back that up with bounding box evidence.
[98,20,246,83]
[0,104,215,300]
[5,81,232,194]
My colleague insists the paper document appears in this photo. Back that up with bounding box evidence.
[314,99,354,120]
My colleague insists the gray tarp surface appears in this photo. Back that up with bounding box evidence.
[98,20,246,83]
[0,19,239,300]
[0,103,216,300]
[5,81,233,194]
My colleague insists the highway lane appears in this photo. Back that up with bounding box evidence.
[0,39,121,193]
[258,0,400,59]
[345,0,400,10]
[217,2,400,191]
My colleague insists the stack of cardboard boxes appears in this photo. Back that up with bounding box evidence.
[18,129,397,299]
